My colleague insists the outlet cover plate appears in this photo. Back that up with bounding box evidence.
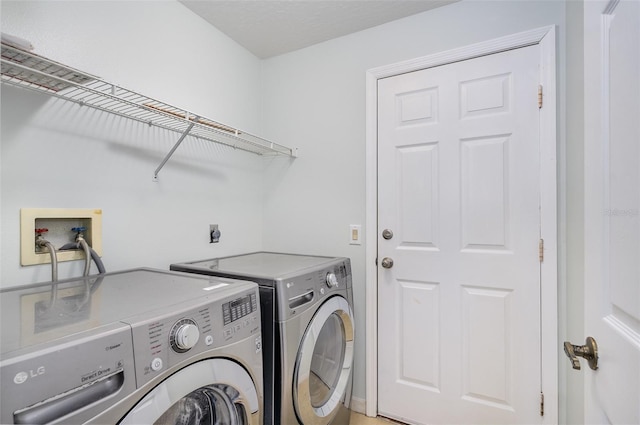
[209,224,220,243]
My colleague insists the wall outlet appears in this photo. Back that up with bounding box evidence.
[349,224,362,245]
[209,224,221,243]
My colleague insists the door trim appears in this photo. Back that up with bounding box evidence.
[365,25,557,421]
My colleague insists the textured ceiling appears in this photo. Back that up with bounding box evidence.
[179,1,458,59]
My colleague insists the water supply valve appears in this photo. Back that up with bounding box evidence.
[72,226,87,240]
[35,228,49,251]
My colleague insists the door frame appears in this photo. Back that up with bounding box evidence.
[364,26,558,421]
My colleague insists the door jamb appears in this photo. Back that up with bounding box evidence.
[364,25,558,421]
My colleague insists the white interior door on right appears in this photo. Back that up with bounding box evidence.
[377,45,543,425]
[583,0,640,423]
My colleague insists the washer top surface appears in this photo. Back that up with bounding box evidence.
[180,252,343,280]
[0,268,254,356]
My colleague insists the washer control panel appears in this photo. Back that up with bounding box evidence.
[169,318,200,353]
[130,286,261,387]
[223,292,258,325]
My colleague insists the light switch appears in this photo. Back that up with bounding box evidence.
[349,225,362,245]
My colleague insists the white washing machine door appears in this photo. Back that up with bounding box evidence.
[120,359,259,425]
[293,296,354,425]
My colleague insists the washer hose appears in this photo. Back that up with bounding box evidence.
[44,241,58,282]
[59,242,106,275]
[77,237,91,277]
[36,238,58,282]
[90,247,106,274]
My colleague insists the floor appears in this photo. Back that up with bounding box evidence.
[350,411,403,425]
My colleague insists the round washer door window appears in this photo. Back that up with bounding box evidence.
[294,296,354,425]
[154,383,245,425]
[120,359,259,425]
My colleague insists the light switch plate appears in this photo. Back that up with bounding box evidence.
[349,224,362,245]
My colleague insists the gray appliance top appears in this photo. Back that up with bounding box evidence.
[176,252,345,280]
[0,268,255,356]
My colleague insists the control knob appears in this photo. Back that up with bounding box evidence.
[170,319,200,353]
[326,272,339,288]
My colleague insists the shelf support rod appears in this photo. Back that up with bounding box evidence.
[153,116,199,181]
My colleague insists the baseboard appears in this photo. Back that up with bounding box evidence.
[350,396,367,415]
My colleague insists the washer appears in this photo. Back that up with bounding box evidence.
[171,252,355,425]
[0,268,263,425]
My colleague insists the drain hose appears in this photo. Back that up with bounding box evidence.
[59,242,106,275]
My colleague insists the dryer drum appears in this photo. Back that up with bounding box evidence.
[309,313,346,408]
[293,296,354,425]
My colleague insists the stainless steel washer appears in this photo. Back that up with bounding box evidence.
[171,252,355,425]
[0,268,263,425]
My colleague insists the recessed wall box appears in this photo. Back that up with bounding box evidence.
[20,208,103,266]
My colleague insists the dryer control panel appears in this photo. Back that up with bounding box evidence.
[275,259,352,322]
[129,286,261,388]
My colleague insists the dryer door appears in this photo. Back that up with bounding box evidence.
[120,359,259,425]
[294,296,354,425]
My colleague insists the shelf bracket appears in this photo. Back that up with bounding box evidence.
[153,116,199,182]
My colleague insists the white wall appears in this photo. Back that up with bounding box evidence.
[259,0,578,413]
[1,0,266,285]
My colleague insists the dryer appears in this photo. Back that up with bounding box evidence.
[0,268,262,425]
[171,252,355,425]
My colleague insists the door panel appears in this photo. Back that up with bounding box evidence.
[461,135,510,250]
[398,279,440,387]
[461,286,512,408]
[378,45,541,424]
[584,0,640,423]
[398,143,439,248]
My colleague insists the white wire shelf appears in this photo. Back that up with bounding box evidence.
[1,42,297,179]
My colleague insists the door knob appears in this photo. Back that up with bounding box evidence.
[382,229,394,240]
[381,257,394,269]
[563,337,598,370]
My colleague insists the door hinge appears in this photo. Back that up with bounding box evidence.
[540,392,545,416]
[539,239,544,262]
[538,85,543,108]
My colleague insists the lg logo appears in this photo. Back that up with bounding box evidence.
[13,366,45,384]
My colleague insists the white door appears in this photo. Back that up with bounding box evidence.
[377,45,542,424]
[583,0,640,423]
